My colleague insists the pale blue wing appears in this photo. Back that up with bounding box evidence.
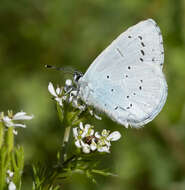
[79,19,167,128]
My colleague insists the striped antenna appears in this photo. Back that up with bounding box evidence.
[45,64,74,75]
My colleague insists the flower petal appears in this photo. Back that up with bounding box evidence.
[90,139,97,151]
[2,116,14,127]
[13,112,33,120]
[79,122,83,130]
[107,131,121,141]
[75,140,81,148]
[56,87,61,95]
[2,116,11,123]
[12,123,26,128]
[48,82,57,97]
[83,146,90,154]
[104,140,111,147]
[13,111,26,118]
[89,110,93,116]
[98,146,110,153]
[13,130,18,135]
[69,96,73,103]
[81,142,90,154]
[55,97,63,106]
[95,132,101,138]
[81,125,90,138]
[94,114,102,120]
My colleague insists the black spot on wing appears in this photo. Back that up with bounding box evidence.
[114,106,118,110]
[140,58,144,62]
[141,50,145,56]
[138,36,142,40]
[141,42,145,47]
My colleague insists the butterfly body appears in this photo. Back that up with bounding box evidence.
[77,19,168,128]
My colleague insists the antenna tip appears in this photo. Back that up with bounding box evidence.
[45,64,52,68]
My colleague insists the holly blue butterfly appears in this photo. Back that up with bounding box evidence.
[76,19,167,128]
[46,19,167,128]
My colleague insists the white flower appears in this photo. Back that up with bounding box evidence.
[73,122,94,151]
[1,111,33,128]
[73,122,121,154]
[8,182,16,190]
[96,129,121,153]
[48,82,64,106]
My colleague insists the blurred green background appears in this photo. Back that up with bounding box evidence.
[0,0,185,189]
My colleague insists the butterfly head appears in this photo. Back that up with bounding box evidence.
[73,71,83,84]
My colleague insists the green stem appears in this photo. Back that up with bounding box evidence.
[61,126,71,164]
[6,127,14,154]
[0,123,4,149]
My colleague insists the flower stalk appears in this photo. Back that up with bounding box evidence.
[0,123,4,149]
[61,126,71,163]
[6,127,14,154]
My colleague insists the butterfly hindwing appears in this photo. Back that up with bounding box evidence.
[79,19,167,128]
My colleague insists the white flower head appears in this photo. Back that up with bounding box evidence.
[73,122,94,150]
[1,111,33,128]
[48,82,64,106]
[48,80,102,120]
[73,123,121,154]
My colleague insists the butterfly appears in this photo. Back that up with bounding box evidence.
[75,19,168,128]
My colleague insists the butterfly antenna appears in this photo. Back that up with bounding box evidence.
[45,64,74,75]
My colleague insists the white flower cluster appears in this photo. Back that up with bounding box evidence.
[6,170,16,190]
[73,122,121,154]
[0,111,33,130]
[48,81,101,120]
[48,80,83,109]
